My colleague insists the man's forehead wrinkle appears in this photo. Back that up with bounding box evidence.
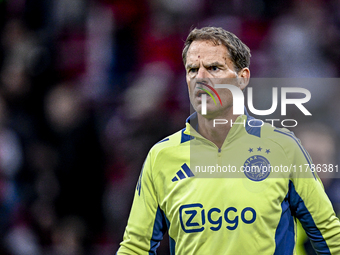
[188,48,224,57]
[187,50,227,61]
[187,40,226,54]
[186,54,227,66]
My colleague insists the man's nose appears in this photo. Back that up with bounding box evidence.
[196,67,208,79]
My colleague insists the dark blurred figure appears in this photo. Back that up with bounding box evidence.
[43,83,106,248]
[47,216,87,255]
[0,94,24,255]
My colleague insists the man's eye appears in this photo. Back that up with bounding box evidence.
[210,66,218,71]
[189,68,198,73]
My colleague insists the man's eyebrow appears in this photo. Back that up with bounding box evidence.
[186,63,198,70]
[206,62,224,67]
[186,62,224,70]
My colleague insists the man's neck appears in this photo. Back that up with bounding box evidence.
[196,109,240,149]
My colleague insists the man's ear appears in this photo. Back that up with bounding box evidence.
[237,68,250,90]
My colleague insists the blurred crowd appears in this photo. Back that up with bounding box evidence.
[0,0,340,254]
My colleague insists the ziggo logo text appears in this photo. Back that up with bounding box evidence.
[179,203,256,233]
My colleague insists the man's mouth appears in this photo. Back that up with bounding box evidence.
[196,81,213,97]
[196,89,209,97]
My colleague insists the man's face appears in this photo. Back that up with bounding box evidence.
[185,40,247,118]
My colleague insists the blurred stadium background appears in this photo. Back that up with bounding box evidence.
[0,0,339,254]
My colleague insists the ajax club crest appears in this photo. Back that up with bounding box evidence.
[243,155,271,181]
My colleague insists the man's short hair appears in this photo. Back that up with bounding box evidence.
[182,27,251,72]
